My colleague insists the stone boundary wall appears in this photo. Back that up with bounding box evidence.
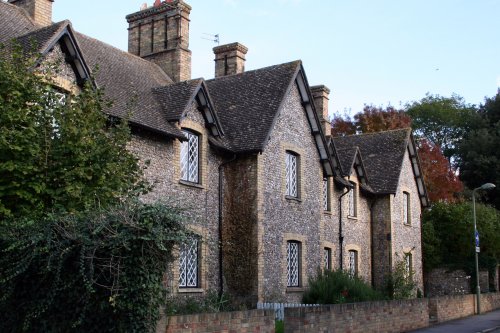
[159,293,500,333]
[428,294,475,323]
[482,292,500,313]
[284,299,429,333]
[162,309,275,333]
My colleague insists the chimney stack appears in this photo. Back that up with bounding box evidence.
[310,85,331,137]
[213,42,248,78]
[9,0,54,27]
[126,0,192,83]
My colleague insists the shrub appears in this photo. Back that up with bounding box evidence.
[0,200,188,333]
[384,255,417,300]
[302,269,384,304]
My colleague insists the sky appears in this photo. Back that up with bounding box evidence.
[48,0,500,118]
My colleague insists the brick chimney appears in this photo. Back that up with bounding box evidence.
[126,0,191,82]
[213,42,248,78]
[8,0,54,27]
[310,85,331,137]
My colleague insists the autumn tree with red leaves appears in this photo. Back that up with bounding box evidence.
[330,103,463,203]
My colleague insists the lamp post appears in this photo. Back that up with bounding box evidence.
[472,182,495,315]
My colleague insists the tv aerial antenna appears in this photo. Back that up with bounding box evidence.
[201,33,220,45]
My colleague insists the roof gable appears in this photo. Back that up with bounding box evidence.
[206,61,334,176]
[154,79,224,139]
[333,128,429,206]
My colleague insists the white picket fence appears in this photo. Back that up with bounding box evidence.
[257,302,320,321]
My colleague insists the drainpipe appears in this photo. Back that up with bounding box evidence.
[369,200,376,287]
[338,185,352,270]
[218,154,237,299]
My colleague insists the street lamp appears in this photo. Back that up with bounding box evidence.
[472,182,495,315]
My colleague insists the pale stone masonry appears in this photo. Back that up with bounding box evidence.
[2,0,429,305]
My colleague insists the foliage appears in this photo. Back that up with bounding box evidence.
[330,103,463,203]
[0,201,188,333]
[165,290,233,316]
[331,105,411,136]
[406,93,480,164]
[421,201,500,274]
[0,44,146,219]
[383,255,417,300]
[417,138,463,203]
[275,320,284,333]
[458,90,500,210]
[302,269,383,304]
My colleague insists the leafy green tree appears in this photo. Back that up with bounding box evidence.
[0,201,188,333]
[406,93,480,165]
[458,90,500,210]
[421,202,500,277]
[0,44,146,218]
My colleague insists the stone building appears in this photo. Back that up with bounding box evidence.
[1,0,428,304]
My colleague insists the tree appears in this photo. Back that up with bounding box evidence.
[0,201,188,332]
[0,44,146,218]
[330,103,463,203]
[406,93,480,165]
[417,138,463,203]
[458,90,500,210]
[331,105,411,136]
[421,202,499,284]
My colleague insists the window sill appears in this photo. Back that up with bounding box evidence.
[403,222,412,227]
[347,215,358,220]
[179,180,204,189]
[286,287,304,293]
[323,210,333,216]
[178,288,204,294]
[285,195,302,202]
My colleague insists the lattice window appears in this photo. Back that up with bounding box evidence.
[348,183,357,217]
[287,241,300,287]
[348,250,358,278]
[44,91,66,139]
[403,192,410,225]
[285,152,298,197]
[180,130,199,183]
[324,247,331,270]
[179,236,199,288]
[404,253,412,278]
[323,179,329,211]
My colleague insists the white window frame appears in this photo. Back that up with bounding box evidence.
[403,191,410,225]
[287,241,301,287]
[324,247,331,270]
[285,151,298,198]
[323,178,330,211]
[348,182,357,217]
[348,250,358,278]
[179,236,200,288]
[180,130,200,183]
[404,253,412,278]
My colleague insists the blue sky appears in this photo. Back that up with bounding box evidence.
[51,0,500,117]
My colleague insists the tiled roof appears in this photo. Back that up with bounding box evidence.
[153,79,203,121]
[0,1,37,44]
[333,129,411,194]
[75,33,184,139]
[206,61,301,153]
[14,20,68,55]
[0,1,184,139]
[336,147,358,176]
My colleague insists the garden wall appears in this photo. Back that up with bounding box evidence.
[160,309,275,333]
[158,293,500,333]
[284,299,429,333]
